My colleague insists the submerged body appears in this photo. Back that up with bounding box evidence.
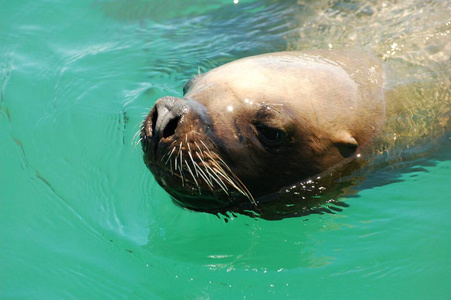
[140,51,406,217]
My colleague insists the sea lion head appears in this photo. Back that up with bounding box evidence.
[141,51,385,213]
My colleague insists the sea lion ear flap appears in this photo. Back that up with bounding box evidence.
[333,132,359,158]
[183,74,202,95]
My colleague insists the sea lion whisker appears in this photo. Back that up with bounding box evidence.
[211,165,249,198]
[198,172,214,190]
[203,163,231,196]
[201,162,221,192]
[175,142,182,171]
[194,149,214,180]
[207,156,224,170]
[202,161,216,184]
[215,156,234,173]
[179,143,185,186]
[195,151,206,166]
[164,147,176,165]
[206,170,229,195]
[199,140,213,156]
[220,179,247,198]
[133,122,144,132]
[207,151,257,205]
[193,163,214,189]
[161,151,168,162]
[211,167,235,190]
[184,160,200,193]
[208,166,229,192]
[192,160,202,178]
[204,153,234,184]
[177,167,185,186]
[196,141,256,204]
[206,152,256,205]
[194,142,205,159]
[197,144,253,198]
[132,129,142,146]
[203,150,218,166]
[187,147,199,177]
[227,171,256,205]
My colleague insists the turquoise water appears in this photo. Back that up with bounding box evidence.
[1,0,450,298]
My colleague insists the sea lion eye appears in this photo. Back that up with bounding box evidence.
[255,123,286,147]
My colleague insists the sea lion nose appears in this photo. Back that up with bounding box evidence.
[141,96,211,156]
[152,96,185,140]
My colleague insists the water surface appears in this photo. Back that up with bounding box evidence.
[1,0,450,298]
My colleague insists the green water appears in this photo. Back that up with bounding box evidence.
[1,0,450,298]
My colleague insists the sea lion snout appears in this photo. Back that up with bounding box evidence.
[141,96,213,159]
[141,96,184,158]
[141,95,252,211]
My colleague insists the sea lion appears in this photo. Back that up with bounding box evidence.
[140,50,390,216]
